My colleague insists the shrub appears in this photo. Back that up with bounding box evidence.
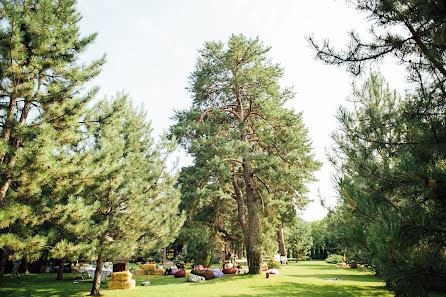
[325,254,343,264]
[267,261,281,270]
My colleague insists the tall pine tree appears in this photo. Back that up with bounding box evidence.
[171,34,320,273]
[0,0,103,277]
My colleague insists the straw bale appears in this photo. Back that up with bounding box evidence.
[111,271,132,281]
[107,279,136,290]
[134,269,147,275]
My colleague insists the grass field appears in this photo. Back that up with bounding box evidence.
[0,261,402,297]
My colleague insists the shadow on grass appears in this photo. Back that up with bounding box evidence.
[0,273,103,297]
[219,281,391,297]
[288,273,381,282]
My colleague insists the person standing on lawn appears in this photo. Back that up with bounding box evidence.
[11,259,21,279]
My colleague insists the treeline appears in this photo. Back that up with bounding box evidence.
[0,1,183,295]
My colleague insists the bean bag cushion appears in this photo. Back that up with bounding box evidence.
[267,268,279,275]
[174,269,186,278]
[222,267,237,274]
[191,268,202,275]
[200,269,214,280]
[212,268,223,278]
[168,269,178,275]
[187,273,205,283]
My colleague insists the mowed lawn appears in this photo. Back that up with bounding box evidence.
[0,261,397,297]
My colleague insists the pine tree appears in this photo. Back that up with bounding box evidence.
[330,73,445,296]
[80,95,183,296]
[310,2,446,295]
[171,34,320,274]
[0,0,103,277]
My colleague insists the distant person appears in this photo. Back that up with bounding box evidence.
[221,263,226,271]
[11,259,21,279]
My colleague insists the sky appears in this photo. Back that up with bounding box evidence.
[76,0,408,221]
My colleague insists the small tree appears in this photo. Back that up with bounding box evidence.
[81,95,183,296]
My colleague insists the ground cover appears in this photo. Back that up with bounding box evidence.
[0,261,431,297]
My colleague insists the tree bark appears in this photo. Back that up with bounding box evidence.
[277,226,287,258]
[90,254,104,296]
[243,156,262,274]
[24,254,30,275]
[0,249,6,279]
[56,258,65,280]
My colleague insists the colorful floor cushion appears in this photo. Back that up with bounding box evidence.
[212,268,223,278]
[187,273,205,283]
[168,269,178,275]
[267,268,279,274]
[222,267,237,274]
[174,269,186,278]
[200,270,214,280]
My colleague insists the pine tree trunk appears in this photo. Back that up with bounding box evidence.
[277,226,287,257]
[246,195,262,274]
[24,254,30,275]
[56,258,65,280]
[90,254,104,296]
[0,249,6,279]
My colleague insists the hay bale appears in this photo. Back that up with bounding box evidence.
[111,271,132,281]
[142,264,156,272]
[151,269,164,275]
[134,269,147,275]
[107,279,136,290]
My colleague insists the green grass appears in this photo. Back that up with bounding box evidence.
[0,261,411,297]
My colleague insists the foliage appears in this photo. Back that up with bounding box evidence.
[285,218,312,260]
[310,1,446,296]
[325,254,343,264]
[0,0,103,272]
[267,260,281,270]
[171,34,320,274]
[75,95,184,295]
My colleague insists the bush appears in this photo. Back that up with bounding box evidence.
[267,261,281,270]
[325,254,343,264]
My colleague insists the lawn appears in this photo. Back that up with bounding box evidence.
[0,261,404,297]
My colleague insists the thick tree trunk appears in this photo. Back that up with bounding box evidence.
[0,249,6,279]
[162,247,167,264]
[243,156,262,274]
[24,254,30,275]
[56,258,65,280]
[90,254,104,296]
[277,226,287,257]
[232,173,251,266]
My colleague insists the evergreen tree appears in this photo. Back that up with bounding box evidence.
[171,34,320,273]
[0,0,103,277]
[330,74,445,296]
[81,95,183,296]
[310,2,445,295]
[285,218,312,260]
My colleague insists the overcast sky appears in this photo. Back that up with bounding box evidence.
[76,0,408,221]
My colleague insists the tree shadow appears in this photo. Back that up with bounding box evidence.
[0,273,102,297]
[219,281,392,297]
